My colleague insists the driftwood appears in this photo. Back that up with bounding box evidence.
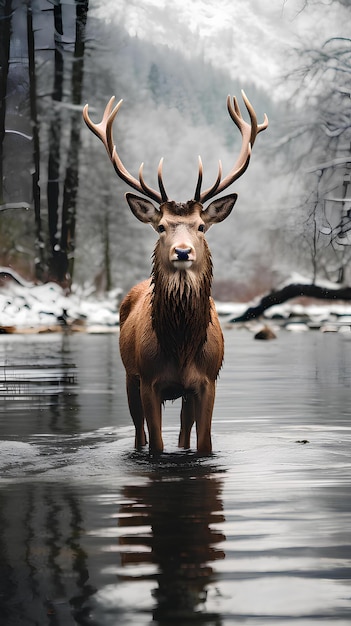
[231,283,351,323]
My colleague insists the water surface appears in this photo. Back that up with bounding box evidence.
[0,330,350,625]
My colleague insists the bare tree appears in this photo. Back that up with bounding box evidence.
[0,0,12,207]
[47,0,64,281]
[27,0,45,277]
[59,0,89,287]
[280,35,351,283]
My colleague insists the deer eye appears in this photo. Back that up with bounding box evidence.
[198,224,205,232]
[158,224,166,233]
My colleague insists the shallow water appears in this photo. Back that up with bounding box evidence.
[0,330,350,625]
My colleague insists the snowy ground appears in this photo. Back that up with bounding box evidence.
[0,267,121,333]
[1,267,351,334]
[218,272,351,334]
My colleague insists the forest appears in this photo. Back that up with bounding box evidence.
[0,0,350,302]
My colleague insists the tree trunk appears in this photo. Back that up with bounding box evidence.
[27,0,45,279]
[0,0,12,206]
[231,283,351,323]
[47,2,64,281]
[60,0,89,287]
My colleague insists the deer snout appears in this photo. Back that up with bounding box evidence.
[170,244,196,269]
[175,247,192,261]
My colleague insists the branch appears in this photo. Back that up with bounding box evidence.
[0,266,33,286]
[306,156,351,172]
[0,202,32,212]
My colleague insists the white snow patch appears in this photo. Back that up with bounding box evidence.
[0,271,121,331]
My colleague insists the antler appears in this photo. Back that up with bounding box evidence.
[195,90,268,204]
[83,92,267,206]
[83,96,168,204]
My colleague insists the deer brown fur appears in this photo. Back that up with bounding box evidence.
[83,93,268,455]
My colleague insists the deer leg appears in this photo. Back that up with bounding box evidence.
[140,382,164,455]
[194,381,216,456]
[126,375,147,450]
[178,395,195,449]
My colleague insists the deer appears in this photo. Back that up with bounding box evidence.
[83,92,268,456]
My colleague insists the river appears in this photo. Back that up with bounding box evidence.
[0,329,350,625]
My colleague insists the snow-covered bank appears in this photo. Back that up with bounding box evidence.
[224,300,351,334]
[0,268,121,333]
[1,268,351,334]
[218,273,351,334]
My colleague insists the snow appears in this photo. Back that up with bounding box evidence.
[222,273,351,333]
[0,269,121,333]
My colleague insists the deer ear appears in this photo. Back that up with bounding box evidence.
[125,192,159,223]
[202,193,238,226]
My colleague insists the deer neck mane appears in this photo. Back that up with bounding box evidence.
[151,239,213,364]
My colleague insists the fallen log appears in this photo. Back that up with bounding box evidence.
[230,283,351,323]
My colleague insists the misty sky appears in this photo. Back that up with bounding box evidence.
[95,0,349,99]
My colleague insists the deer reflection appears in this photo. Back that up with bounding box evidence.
[118,462,225,622]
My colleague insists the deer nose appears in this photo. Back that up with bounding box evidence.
[175,247,192,261]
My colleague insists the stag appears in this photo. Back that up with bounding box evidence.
[83,92,268,455]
